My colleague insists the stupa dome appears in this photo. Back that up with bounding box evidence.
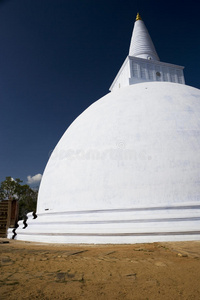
[37,82,200,213]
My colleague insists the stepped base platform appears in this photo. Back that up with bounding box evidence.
[8,202,200,244]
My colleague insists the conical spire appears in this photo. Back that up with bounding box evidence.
[129,13,159,61]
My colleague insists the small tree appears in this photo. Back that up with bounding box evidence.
[0,177,22,200]
[0,176,38,220]
[18,185,38,220]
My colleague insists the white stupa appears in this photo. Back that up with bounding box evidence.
[13,13,200,243]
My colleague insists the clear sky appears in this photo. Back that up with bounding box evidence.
[0,0,200,187]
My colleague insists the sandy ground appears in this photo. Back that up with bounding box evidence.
[0,238,200,300]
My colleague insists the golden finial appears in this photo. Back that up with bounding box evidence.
[136,12,142,21]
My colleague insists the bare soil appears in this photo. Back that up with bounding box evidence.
[0,238,200,299]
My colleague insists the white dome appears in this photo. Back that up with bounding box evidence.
[15,82,200,243]
[38,82,200,211]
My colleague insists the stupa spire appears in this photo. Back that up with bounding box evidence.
[129,13,159,61]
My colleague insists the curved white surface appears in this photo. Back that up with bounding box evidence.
[16,82,200,243]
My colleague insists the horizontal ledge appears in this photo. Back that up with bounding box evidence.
[18,231,200,237]
[38,205,200,217]
[27,217,200,226]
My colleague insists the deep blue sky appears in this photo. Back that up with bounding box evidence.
[0,0,200,186]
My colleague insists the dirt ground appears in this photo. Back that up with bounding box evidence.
[0,238,200,300]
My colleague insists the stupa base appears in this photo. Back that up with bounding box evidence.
[9,202,200,244]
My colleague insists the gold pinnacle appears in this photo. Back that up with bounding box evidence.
[136,12,142,21]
